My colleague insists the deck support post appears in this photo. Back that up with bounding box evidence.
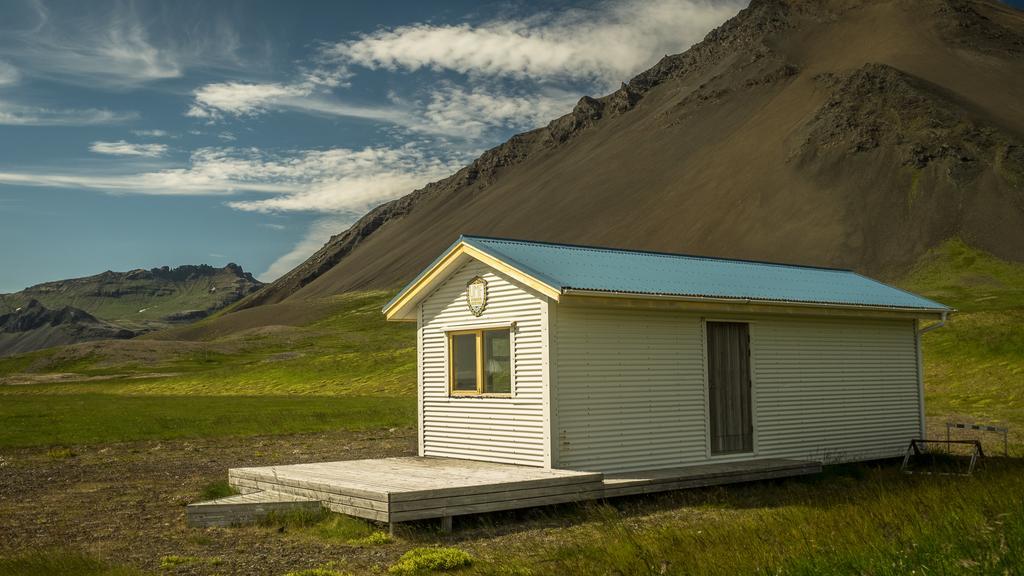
[388,522,397,537]
[440,515,453,533]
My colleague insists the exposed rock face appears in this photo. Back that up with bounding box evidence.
[0,300,135,356]
[236,0,1024,311]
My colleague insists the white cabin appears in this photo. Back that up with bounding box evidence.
[384,236,950,474]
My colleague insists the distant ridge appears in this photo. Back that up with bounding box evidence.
[0,263,263,355]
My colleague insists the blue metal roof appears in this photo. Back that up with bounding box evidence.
[459,236,949,311]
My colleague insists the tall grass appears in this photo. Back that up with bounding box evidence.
[260,509,392,546]
[474,462,1024,575]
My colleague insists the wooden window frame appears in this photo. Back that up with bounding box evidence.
[447,327,513,397]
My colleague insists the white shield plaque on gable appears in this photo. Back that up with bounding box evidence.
[466,277,487,316]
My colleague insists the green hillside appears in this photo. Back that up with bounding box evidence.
[0,264,263,330]
[901,239,1024,446]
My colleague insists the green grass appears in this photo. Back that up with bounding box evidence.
[0,291,416,397]
[0,291,416,448]
[157,555,222,570]
[0,550,148,576]
[260,509,393,546]
[389,548,474,575]
[901,239,1024,440]
[901,238,1024,313]
[199,480,239,501]
[467,461,1024,576]
[0,394,414,448]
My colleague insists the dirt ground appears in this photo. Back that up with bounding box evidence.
[0,430,423,575]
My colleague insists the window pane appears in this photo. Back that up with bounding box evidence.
[451,333,478,392]
[484,329,511,394]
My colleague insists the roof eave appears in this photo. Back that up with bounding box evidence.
[560,288,952,319]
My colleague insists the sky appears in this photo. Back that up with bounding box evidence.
[1,0,1021,293]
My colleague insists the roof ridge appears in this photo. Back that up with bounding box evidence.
[462,235,853,273]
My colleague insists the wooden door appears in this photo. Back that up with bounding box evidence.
[707,321,753,454]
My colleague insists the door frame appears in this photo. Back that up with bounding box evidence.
[701,317,759,459]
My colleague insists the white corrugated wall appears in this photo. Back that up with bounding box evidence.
[553,304,922,472]
[419,260,548,466]
[751,317,922,463]
[553,306,707,472]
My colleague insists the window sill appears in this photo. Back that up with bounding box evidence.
[448,393,514,399]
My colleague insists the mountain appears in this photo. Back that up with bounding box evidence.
[0,264,263,354]
[0,300,135,357]
[238,0,1024,312]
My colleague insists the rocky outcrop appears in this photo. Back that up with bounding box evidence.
[0,300,135,356]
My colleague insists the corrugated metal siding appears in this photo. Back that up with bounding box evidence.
[420,260,547,466]
[752,317,921,463]
[554,306,706,473]
[553,305,922,472]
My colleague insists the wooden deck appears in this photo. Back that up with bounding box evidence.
[188,456,821,528]
[228,457,605,523]
[602,458,823,497]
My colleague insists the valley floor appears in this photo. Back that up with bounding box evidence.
[1,240,1023,575]
[0,430,415,575]
[1,425,1022,576]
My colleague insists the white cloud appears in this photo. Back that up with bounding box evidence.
[0,145,464,211]
[258,216,350,282]
[0,101,136,126]
[0,60,19,86]
[261,222,286,231]
[227,145,463,213]
[0,57,137,126]
[324,0,742,87]
[90,140,168,157]
[185,80,414,126]
[0,148,298,196]
[417,85,577,138]
[132,129,168,137]
[187,82,309,118]
[0,1,241,89]
[185,79,573,139]
[184,0,738,140]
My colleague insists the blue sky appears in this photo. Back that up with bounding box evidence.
[0,0,1020,293]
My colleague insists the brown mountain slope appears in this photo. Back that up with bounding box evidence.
[241,0,1024,311]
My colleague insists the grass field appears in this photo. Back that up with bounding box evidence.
[0,239,1022,575]
[0,291,417,448]
[466,460,1024,575]
[0,395,413,448]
